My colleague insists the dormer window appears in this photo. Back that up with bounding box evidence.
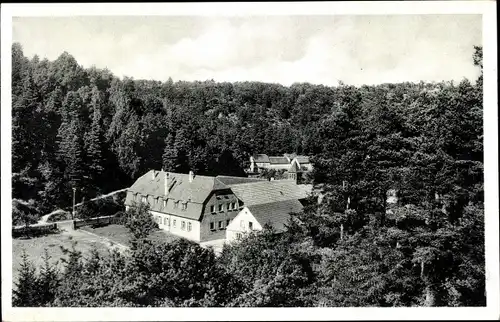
[182,202,187,211]
[142,196,148,204]
[210,205,215,213]
[163,200,167,208]
[218,204,224,212]
[174,200,179,209]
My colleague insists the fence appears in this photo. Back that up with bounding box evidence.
[73,215,121,230]
[12,223,58,238]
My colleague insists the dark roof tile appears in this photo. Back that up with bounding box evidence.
[247,199,303,232]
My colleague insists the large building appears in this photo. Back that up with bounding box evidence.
[124,170,311,243]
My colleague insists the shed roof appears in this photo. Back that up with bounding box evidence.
[216,175,266,185]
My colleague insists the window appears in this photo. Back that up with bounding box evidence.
[210,205,215,213]
[155,198,159,205]
[226,219,230,227]
[233,202,237,210]
[182,202,187,211]
[163,200,167,208]
[164,217,169,226]
[142,196,147,203]
[174,201,179,209]
[210,222,215,231]
[187,222,192,232]
[218,204,223,212]
[218,221,224,230]
[173,219,176,228]
[240,220,245,229]
[181,221,186,231]
[236,232,242,239]
[249,222,253,230]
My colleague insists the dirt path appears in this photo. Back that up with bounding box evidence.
[38,188,127,224]
[65,228,130,254]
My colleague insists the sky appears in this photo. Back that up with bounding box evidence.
[12,15,482,86]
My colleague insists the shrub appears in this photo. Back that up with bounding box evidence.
[77,197,123,220]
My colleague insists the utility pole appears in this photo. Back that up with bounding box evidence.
[72,187,76,220]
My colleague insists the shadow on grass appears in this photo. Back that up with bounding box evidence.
[13,228,62,240]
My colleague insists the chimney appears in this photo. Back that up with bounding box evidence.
[189,171,194,183]
[164,172,169,196]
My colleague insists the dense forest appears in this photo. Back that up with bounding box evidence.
[12,43,484,307]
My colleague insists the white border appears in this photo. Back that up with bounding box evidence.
[1,2,498,321]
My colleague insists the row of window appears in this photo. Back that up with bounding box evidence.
[208,220,254,232]
[210,219,231,231]
[134,194,187,211]
[153,215,192,232]
[209,202,238,213]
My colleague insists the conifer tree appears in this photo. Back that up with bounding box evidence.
[13,249,39,307]
[36,249,60,306]
[85,87,105,195]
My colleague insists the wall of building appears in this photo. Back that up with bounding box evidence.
[267,164,292,170]
[199,191,241,242]
[226,207,263,243]
[150,210,201,242]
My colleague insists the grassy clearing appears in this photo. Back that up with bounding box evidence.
[12,230,112,280]
[81,224,180,247]
[12,224,180,283]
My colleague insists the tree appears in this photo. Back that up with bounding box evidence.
[12,199,38,228]
[36,249,60,306]
[13,249,39,307]
[162,133,181,172]
[84,87,106,196]
[124,202,158,246]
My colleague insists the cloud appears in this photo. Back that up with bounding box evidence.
[12,15,482,86]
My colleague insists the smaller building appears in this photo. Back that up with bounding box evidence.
[248,153,313,180]
[226,199,303,243]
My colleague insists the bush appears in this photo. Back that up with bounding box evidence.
[77,197,123,220]
[113,211,127,225]
[47,210,71,223]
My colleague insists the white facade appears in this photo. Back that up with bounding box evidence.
[150,210,201,242]
[225,207,263,243]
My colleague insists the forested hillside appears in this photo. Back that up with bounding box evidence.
[12,43,485,307]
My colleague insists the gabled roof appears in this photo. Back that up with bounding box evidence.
[288,160,300,173]
[294,156,310,164]
[127,170,227,204]
[247,199,303,232]
[252,154,270,163]
[125,191,204,220]
[269,156,290,164]
[229,180,308,206]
